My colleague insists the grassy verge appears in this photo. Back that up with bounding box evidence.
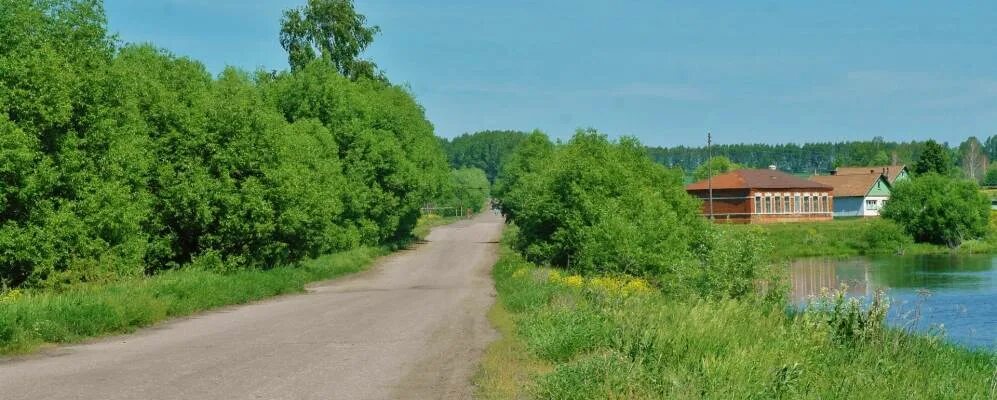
[728,218,997,260]
[412,213,463,240]
[0,247,385,355]
[477,229,997,399]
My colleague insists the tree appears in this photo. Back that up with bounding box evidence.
[692,156,741,181]
[880,174,989,247]
[985,162,997,187]
[960,136,988,183]
[279,0,381,80]
[441,130,528,183]
[437,168,489,214]
[913,140,952,176]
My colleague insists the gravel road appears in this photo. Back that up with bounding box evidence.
[0,213,504,400]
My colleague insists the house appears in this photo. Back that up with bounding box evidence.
[832,165,909,184]
[810,174,892,217]
[686,168,834,224]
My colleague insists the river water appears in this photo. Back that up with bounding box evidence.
[789,255,997,349]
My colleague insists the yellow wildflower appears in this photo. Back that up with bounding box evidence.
[547,270,562,283]
[623,278,652,295]
[0,289,23,304]
[511,268,529,279]
[563,275,584,288]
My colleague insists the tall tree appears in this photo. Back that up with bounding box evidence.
[960,136,988,183]
[913,140,952,176]
[279,0,381,80]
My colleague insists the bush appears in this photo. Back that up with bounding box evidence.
[881,174,989,247]
[497,130,705,278]
[857,219,914,254]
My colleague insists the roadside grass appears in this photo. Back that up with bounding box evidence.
[478,229,997,399]
[0,247,385,355]
[729,218,997,260]
[412,213,463,240]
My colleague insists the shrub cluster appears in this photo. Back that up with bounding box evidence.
[0,1,448,288]
[495,130,779,300]
[881,174,989,247]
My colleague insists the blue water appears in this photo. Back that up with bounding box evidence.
[789,255,997,349]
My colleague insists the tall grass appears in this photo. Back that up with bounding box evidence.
[0,247,384,355]
[478,230,997,399]
[734,218,997,260]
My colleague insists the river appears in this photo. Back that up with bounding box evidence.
[789,254,997,349]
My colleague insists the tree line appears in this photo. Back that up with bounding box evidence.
[0,0,450,288]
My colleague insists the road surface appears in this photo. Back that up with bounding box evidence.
[0,213,504,400]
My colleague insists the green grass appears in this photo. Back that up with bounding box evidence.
[411,213,463,240]
[478,229,997,399]
[0,247,385,355]
[731,218,997,260]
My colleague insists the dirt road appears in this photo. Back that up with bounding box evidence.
[0,213,504,400]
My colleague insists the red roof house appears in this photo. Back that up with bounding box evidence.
[686,168,834,223]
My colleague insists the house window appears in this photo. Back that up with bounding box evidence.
[822,195,830,213]
[784,195,791,214]
[775,196,783,214]
[765,195,773,214]
[866,199,878,210]
[813,195,820,213]
[803,195,810,213]
[754,195,761,214]
[794,194,801,213]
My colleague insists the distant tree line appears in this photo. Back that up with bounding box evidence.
[0,0,449,288]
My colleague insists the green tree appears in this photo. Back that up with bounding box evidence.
[441,130,528,182]
[913,140,952,176]
[692,156,741,181]
[279,0,381,79]
[984,162,997,186]
[881,174,989,247]
[498,130,705,276]
[438,168,490,214]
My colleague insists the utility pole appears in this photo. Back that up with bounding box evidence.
[707,131,714,220]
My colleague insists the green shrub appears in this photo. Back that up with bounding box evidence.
[857,219,914,254]
[881,174,989,247]
[497,130,704,278]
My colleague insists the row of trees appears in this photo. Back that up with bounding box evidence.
[440,130,530,183]
[654,136,997,185]
[0,0,449,288]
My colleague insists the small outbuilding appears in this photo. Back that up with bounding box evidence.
[833,165,909,184]
[810,174,892,217]
[686,168,834,224]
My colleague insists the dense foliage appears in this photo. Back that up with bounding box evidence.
[0,0,448,288]
[648,138,930,175]
[881,174,990,247]
[435,168,490,214]
[912,140,953,176]
[495,130,779,300]
[440,130,529,183]
[280,0,382,80]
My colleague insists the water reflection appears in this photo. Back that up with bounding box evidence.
[789,254,997,349]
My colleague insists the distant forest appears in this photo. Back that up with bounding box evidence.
[444,131,997,182]
[648,136,997,175]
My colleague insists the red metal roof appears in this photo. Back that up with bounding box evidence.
[686,169,833,191]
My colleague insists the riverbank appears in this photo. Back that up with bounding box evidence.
[728,218,997,260]
[476,230,996,399]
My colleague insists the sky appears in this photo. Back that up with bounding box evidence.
[103,0,997,147]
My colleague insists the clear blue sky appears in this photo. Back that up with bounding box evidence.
[104,0,997,147]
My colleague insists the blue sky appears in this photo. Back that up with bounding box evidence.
[103,0,997,147]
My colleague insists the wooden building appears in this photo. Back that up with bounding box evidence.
[686,168,834,223]
[810,173,892,217]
